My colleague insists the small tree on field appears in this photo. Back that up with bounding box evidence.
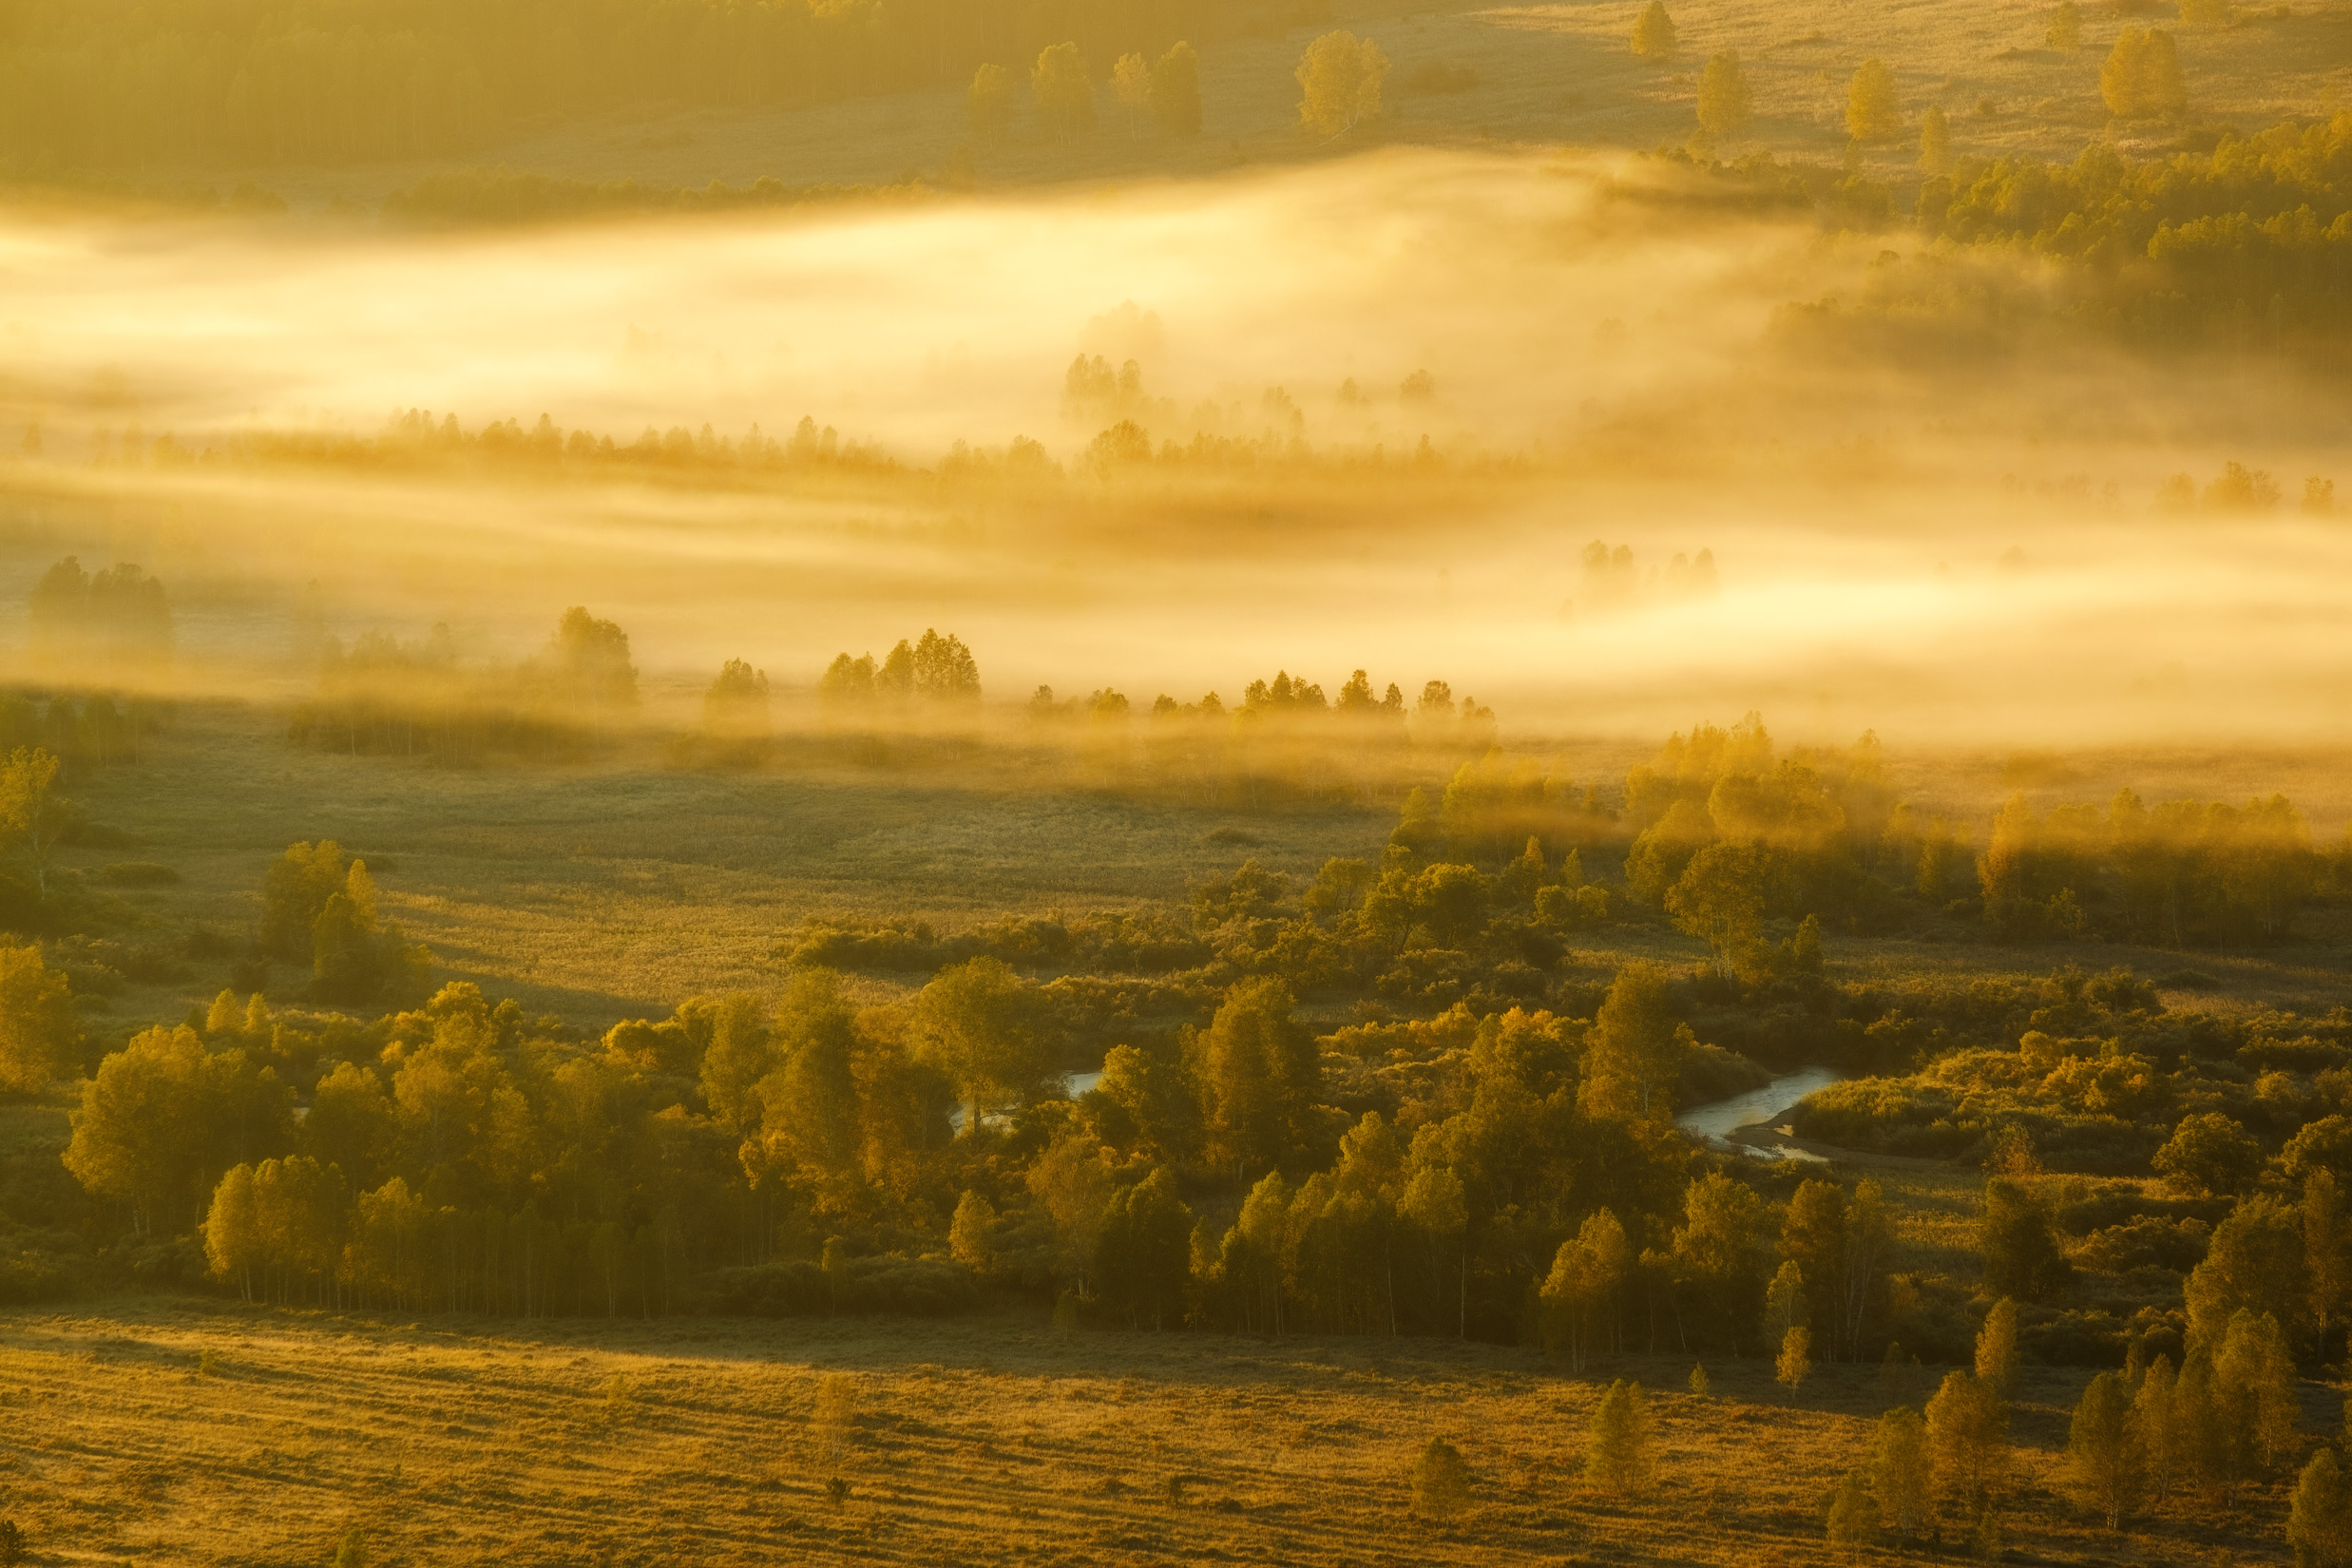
[334,1527,369,1568]
[1695,52,1751,140]
[1631,0,1676,58]
[1875,1406,1933,1539]
[1412,1436,1472,1520]
[950,1190,996,1275]
[967,64,1014,140]
[2068,1371,2145,1529]
[1765,1260,1807,1345]
[2046,0,2083,48]
[1826,1467,1877,1554]
[1111,53,1153,138]
[1845,58,1902,141]
[1920,105,1952,173]
[2290,1448,2352,1568]
[1032,43,1096,142]
[1975,1298,2020,1396]
[1777,1326,1811,1392]
[2100,27,2185,118]
[1926,1368,2008,1517]
[1689,1363,1711,1397]
[2134,1355,2179,1504]
[1151,43,1202,136]
[1295,31,1390,138]
[1585,1380,1655,1494]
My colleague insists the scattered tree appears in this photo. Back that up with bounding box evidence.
[1295,30,1390,139]
[1584,1380,1655,1494]
[1151,43,1202,136]
[1032,43,1096,142]
[1696,52,1752,141]
[2068,1371,2145,1529]
[1412,1435,1473,1520]
[1631,1,1677,58]
[1845,59,1902,142]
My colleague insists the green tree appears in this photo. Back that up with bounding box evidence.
[2046,0,2083,48]
[1411,1436,1472,1520]
[1200,978,1317,1176]
[1028,1129,1115,1295]
[1111,52,1152,138]
[747,968,865,1202]
[0,945,76,1092]
[1151,43,1202,136]
[1925,1368,2008,1517]
[1295,30,1390,139]
[2154,1112,2262,1196]
[1399,1163,1467,1336]
[1845,58,1902,142]
[2101,27,2185,118]
[1981,1178,2072,1300]
[304,1060,394,1192]
[1584,1380,1655,1494]
[1765,1259,1808,1346]
[1093,1040,1202,1164]
[1777,1325,1812,1390]
[1032,43,1096,142]
[202,1161,262,1300]
[1580,962,1682,1123]
[1975,1297,2019,1396]
[1631,0,1676,58]
[1920,104,1952,173]
[2186,1194,2310,1351]
[967,63,1014,139]
[66,1025,295,1234]
[2290,1448,2352,1568]
[2216,1309,2299,1473]
[1874,1406,1932,1539]
[0,748,63,896]
[262,839,353,960]
[950,1190,997,1275]
[1673,1171,1765,1348]
[2134,1354,2179,1503]
[1826,1466,1877,1552]
[914,958,1058,1136]
[2305,1171,2352,1353]
[1093,1166,1194,1328]
[2069,1371,2144,1528]
[1665,843,1769,979]
[1695,52,1752,141]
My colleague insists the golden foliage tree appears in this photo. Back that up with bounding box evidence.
[1974,1297,2019,1396]
[1874,1407,1932,1539]
[1845,58,1902,142]
[1295,30,1390,138]
[2101,28,2185,118]
[966,64,1014,139]
[2068,1371,2145,1529]
[1151,42,1202,136]
[1925,1368,2008,1517]
[2047,0,2083,48]
[0,945,75,1092]
[1695,52,1752,140]
[1032,43,1096,142]
[1631,1,1676,59]
[1412,1436,1473,1520]
[1776,1325,1812,1391]
[1111,52,1153,138]
[1583,1380,1655,1494]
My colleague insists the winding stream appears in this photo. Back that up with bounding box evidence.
[1675,1065,1843,1162]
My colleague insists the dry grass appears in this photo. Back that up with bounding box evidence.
[176,0,2352,212]
[0,1300,2321,1566]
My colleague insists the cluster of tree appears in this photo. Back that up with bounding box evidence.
[817,631,982,714]
[380,167,935,228]
[1566,540,1720,617]
[0,690,161,775]
[288,606,639,762]
[0,0,1282,175]
[255,842,430,1006]
[968,41,1200,144]
[26,558,170,670]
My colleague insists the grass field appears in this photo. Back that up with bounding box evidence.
[0,1299,2326,1567]
[144,0,2352,214]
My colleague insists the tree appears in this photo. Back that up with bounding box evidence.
[2178,0,2228,29]
[1845,59,1902,141]
[1581,962,1681,1122]
[203,1161,262,1300]
[1920,104,1952,174]
[1874,1406,1932,1539]
[2101,27,2185,118]
[2135,1355,2179,1503]
[66,1025,294,1234]
[1766,1260,1809,1345]
[2154,1112,2262,1196]
[1695,52,1752,140]
[1665,843,1769,979]
[1981,1178,2072,1300]
[1032,43,1096,143]
[1975,1298,2019,1396]
[1200,979,1318,1176]
[2186,1193,2309,1351]
[1543,1208,1630,1371]
[1028,1130,1115,1296]
[1673,1171,1764,1348]
[1400,1164,1467,1336]
[0,945,75,1092]
[1584,1380,1654,1494]
[1093,1167,1193,1328]
[1295,30,1389,139]
[2291,1449,2352,1568]
[1826,1467,1877,1553]
[702,659,769,743]
[1412,1436,1472,1520]
[0,748,63,896]
[1925,1368,2007,1516]
[262,840,354,960]
[2306,1171,2352,1354]
[2047,0,2082,49]
[913,958,1058,1135]
[2069,1371,2144,1529]
[967,63,1014,139]
[1151,43,1202,136]
[2216,1309,2299,1472]
[950,1190,997,1276]
[1631,1,1676,58]
[1111,53,1152,138]
[1777,1326,1812,1391]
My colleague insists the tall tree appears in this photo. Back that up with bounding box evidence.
[1631,0,1676,58]
[1583,1380,1655,1494]
[1845,59,1902,142]
[913,958,1057,1137]
[1199,978,1317,1177]
[1581,962,1682,1123]
[0,945,75,1091]
[1150,43,1202,136]
[1031,44,1096,143]
[1925,1368,2007,1518]
[967,64,1014,140]
[2068,1371,2145,1529]
[1975,1298,2020,1396]
[1695,52,1752,140]
[1874,1406,1932,1540]
[1294,31,1389,139]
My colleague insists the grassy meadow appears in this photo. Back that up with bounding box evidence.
[131,0,2352,213]
[0,1299,2326,1568]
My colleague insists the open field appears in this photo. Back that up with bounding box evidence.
[90,0,2352,213]
[0,1301,2329,1568]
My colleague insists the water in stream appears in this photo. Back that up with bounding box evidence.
[1674,1065,1843,1161]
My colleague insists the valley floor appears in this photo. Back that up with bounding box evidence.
[0,1301,2317,1565]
